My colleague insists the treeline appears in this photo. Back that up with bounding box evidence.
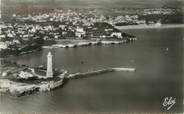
[139,12,183,24]
[0,39,56,57]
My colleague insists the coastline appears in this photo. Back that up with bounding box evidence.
[42,38,136,49]
[0,70,67,97]
[0,48,42,58]
[0,66,135,96]
[0,59,67,97]
[115,24,184,30]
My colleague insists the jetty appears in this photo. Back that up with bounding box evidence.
[112,67,136,72]
[67,67,136,79]
[0,52,136,97]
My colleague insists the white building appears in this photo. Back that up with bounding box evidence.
[0,0,1,20]
[111,32,123,39]
[75,27,85,38]
[46,52,53,78]
[0,42,8,49]
[13,39,21,44]
[19,71,34,79]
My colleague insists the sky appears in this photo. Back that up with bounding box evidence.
[2,0,183,8]
[1,0,182,19]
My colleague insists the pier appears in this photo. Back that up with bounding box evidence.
[67,67,136,79]
[0,52,136,96]
[112,67,136,72]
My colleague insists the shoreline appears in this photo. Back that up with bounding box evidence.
[2,38,136,60]
[115,24,184,30]
[0,67,135,96]
[0,71,67,97]
[42,38,136,49]
[0,59,67,97]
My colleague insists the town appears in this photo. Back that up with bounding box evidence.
[0,7,182,56]
[0,0,183,112]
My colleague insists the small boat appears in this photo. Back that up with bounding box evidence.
[166,48,169,51]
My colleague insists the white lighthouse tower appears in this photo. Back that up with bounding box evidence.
[0,0,2,34]
[46,52,53,78]
[0,0,1,20]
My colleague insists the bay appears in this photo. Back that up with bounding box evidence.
[0,27,183,113]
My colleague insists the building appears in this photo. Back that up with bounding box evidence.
[19,71,34,79]
[0,58,2,67]
[111,32,123,39]
[75,27,86,38]
[0,0,2,34]
[0,42,8,49]
[0,0,1,20]
[46,52,53,78]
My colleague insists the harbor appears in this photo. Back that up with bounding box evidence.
[0,0,183,112]
[0,51,135,97]
[0,52,67,96]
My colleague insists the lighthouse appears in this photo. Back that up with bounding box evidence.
[0,0,1,19]
[0,0,2,34]
[46,52,53,78]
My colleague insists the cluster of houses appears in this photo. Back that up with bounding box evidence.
[143,8,176,15]
[15,9,100,26]
[0,22,125,51]
[113,15,146,25]
[16,8,175,26]
[0,8,139,51]
[15,8,146,26]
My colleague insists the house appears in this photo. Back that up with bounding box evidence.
[0,42,8,49]
[111,32,123,39]
[13,39,21,44]
[0,35,5,39]
[75,27,86,38]
[7,33,14,38]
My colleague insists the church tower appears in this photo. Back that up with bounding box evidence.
[46,52,53,78]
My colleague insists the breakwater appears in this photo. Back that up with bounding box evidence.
[67,67,136,79]
[0,67,135,96]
